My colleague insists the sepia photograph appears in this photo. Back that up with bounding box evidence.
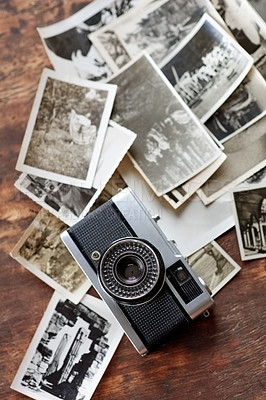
[89,0,225,72]
[10,209,91,304]
[11,292,124,400]
[16,68,117,188]
[108,52,223,196]
[37,0,142,81]
[231,183,266,261]
[160,13,253,122]
[15,123,136,226]
[197,114,266,205]
[205,67,266,142]
[188,241,241,296]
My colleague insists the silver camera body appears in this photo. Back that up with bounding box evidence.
[61,188,213,356]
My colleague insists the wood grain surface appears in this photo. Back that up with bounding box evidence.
[0,1,265,399]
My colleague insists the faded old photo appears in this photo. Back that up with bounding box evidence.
[161,13,253,122]
[188,241,241,296]
[197,114,266,205]
[15,123,136,225]
[11,293,124,400]
[37,0,142,80]
[210,0,266,79]
[16,68,117,188]
[205,67,266,142]
[89,0,225,72]
[10,209,90,304]
[108,53,223,196]
[231,183,266,261]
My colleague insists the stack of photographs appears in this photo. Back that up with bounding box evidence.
[108,52,224,196]
[13,66,136,303]
[36,0,266,210]
[11,0,266,398]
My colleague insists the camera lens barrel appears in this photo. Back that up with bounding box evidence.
[115,254,146,285]
[99,238,165,304]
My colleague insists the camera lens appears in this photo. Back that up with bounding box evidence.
[99,238,165,304]
[115,255,146,285]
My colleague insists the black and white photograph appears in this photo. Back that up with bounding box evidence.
[108,53,223,196]
[10,209,91,304]
[15,68,117,188]
[11,292,124,400]
[205,67,266,142]
[37,0,142,81]
[89,0,225,73]
[160,13,253,123]
[188,241,241,296]
[197,114,266,205]
[231,183,266,261]
[163,151,227,209]
[118,154,235,257]
[210,0,266,79]
[15,174,98,227]
[15,123,136,226]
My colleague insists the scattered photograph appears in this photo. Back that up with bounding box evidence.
[231,183,266,261]
[160,13,253,122]
[11,292,124,400]
[15,123,136,226]
[197,114,266,204]
[10,209,91,304]
[89,0,225,72]
[15,68,117,188]
[163,152,226,209]
[37,0,142,81]
[108,52,223,196]
[118,154,235,257]
[211,0,266,79]
[188,241,241,296]
[205,67,266,142]
[15,174,98,227]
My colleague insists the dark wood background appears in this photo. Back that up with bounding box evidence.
[0,1,265,399]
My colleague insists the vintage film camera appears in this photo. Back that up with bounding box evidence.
[61,188,213,355]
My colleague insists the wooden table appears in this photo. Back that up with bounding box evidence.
[1,1,265,399]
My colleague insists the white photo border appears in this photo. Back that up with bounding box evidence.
[160,13,254,123]
[108,52,223,196]
[15,123,136,226]
[16,68,117,188]
[11,292,124,400]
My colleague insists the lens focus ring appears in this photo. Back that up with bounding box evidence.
[99,238,165,304]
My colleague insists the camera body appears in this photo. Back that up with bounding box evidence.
[61,188,213,355]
